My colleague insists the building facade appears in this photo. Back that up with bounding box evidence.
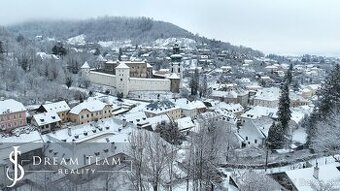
[82,44,183,97]
[0,99,27,131]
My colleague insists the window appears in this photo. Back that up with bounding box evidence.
[245,136,248,140]
[91,113,94,117]
[87,114,89,118]
[81,115,84,119]
[254,139,257,144]
[120,78,123,81]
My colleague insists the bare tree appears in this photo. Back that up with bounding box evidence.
[186,113,225,191]
[311,106,340,159]
[237,171,282,191]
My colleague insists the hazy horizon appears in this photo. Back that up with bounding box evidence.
[1,0,339,57]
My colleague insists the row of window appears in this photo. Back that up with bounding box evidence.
[0,120,24,129]
[80,110,111,119]
[0,113,23,121]
[80,116,108,124]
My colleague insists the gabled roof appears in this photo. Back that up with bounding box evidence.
[70,99,109,115]
[33,112,61,126]
[116,62,130,69]
[168,73,180,79]
[0,99,26,114]
[81,62,90,69]
[42,101,70,113]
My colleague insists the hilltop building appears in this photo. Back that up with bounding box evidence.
[82,44,183,96]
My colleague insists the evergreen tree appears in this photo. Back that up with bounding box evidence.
[93,47,101,56]
[189,68,200,96]
[267,122,285,149]
[52,42,67,56]
[0,41,4,61]
[0,41,4,54]
[316,64,340,117]
[277,81,291,132]
[269,80,291,149]
[286,63,293,84]
[118,48,122,61]
[200,74,208,98]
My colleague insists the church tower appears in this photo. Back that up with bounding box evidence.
[169,43,183,90]
[115,62,130,97]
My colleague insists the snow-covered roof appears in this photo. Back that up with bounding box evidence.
[0,99,26,114]
[285,164,340,191]
[81,61,90,69]
[242,105,312,124]
[216,102,244,113]
[41,117,134,169]
[116,62,130,69]
[96,55,107,62]
[146,63,153,68]
[241,106,277,119]
[211,90,229,97]
[168,73,180,79]
[145,100,179,114]
[70,99,109,114]
[221,66,232,70]
[0,130,43,161]
[254,87,280,101]
[170,98,206,110]
[42,101,70,113]
[176,117,195,131]
[33,112,61,126]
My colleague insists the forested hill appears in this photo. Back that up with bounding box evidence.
[7,17,263,57]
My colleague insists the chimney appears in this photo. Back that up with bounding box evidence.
[122,118,127,127]
[313,162,319,179]
[68,127,72,137]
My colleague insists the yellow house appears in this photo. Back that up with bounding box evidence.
[39,101,70,123]
[144,100,182,121]
[69,99,112,124]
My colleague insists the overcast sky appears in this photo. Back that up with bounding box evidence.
[0,0,339,56]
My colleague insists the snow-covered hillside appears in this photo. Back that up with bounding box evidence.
[67,34,86,46]
[152,38,197,50]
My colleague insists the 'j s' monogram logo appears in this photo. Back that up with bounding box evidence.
[6,146,25,187]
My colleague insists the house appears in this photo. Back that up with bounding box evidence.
[176,117,195,131]
[253,87,280,108]
[144,100,182,120]
[37,101,70,123]
[170,98,207,118]
[69,99,113,124]
[0,98,27,131]
[32,112,61,134]
[237,116,273,147]
[215,102,244,117]
[273,163,340,191]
